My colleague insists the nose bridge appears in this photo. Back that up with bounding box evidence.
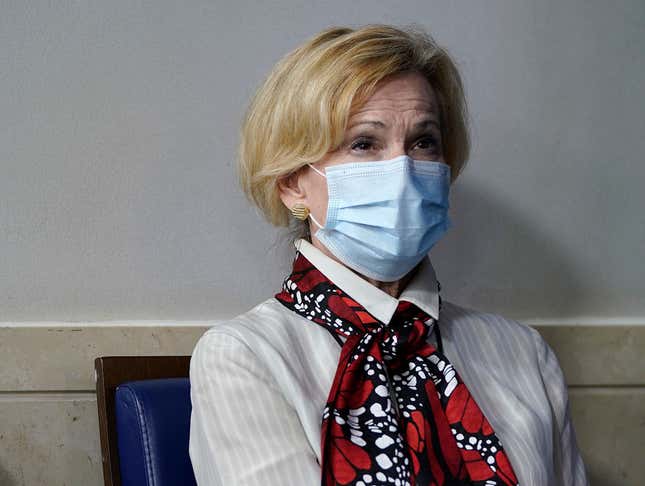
[388,148,412,165]
[386,122,420,160]
[388,151,407,160]
[387,137,408,160]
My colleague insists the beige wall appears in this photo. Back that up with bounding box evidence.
[1,324,643,486]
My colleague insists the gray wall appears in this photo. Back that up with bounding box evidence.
[2,0,644,323]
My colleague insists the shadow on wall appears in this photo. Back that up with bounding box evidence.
[582,454,642,486]
[433,178,593,320]
[588,473,629,486]
[0,463,19,486]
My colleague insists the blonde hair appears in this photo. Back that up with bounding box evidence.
[237,23,470,228]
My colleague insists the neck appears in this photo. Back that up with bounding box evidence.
[362,270,417,298]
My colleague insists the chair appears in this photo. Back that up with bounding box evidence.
[95,356,197,486]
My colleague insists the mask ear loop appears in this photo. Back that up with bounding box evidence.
[308,163,326,178]
[309,212,323,229]
[306,164,326,229]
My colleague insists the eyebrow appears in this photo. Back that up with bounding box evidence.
[348,118,440,130]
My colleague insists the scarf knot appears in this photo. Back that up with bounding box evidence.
[276,252,520,486]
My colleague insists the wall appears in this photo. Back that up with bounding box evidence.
[1,0,643,322]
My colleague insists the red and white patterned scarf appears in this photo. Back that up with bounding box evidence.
[275,251,519,486]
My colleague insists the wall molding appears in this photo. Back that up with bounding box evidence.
[1,324,644,391]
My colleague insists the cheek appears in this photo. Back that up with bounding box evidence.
[306,177,329,223]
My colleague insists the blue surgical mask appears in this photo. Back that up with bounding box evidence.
[306,154,452,282]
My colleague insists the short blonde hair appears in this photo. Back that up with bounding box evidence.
[237,23,470,227]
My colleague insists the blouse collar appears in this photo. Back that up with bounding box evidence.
[293,238,440,324]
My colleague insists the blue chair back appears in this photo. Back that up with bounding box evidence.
[115,377,197,486]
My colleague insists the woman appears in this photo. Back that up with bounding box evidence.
[188,24,589,486]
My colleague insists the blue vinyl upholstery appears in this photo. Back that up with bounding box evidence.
[115,377,197,486]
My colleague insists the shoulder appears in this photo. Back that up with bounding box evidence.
[189,297,320,374]
[441,300,566,391]
[189,298,287,385]
[440,299,538,338]
[440,300,568,409]
[439,299,547,360]
[191,297,288,353]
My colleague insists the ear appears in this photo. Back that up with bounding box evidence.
[277,169,308,211]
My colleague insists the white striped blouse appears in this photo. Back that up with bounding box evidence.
[188,238,590,485]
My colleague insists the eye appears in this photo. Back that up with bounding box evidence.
[415,135,441,152]
[350,137,377,152]
[418,135,439,149]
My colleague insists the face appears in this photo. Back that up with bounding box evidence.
[278,70,445,259]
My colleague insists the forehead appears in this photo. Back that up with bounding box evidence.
[351,71,439,117]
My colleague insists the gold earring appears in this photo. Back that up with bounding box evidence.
[290,203,310,220]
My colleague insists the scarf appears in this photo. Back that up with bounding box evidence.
[275,251,519,486]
